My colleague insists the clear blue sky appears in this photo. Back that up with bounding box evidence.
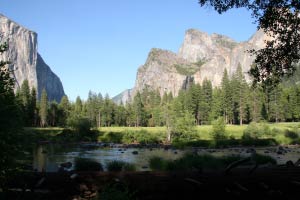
[1,0,257,101]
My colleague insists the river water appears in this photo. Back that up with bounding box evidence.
[33,143,300,172]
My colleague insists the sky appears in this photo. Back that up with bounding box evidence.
[0,0,257,101]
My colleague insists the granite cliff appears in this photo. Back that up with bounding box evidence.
[0,14,65,102]
[114,28,269,104]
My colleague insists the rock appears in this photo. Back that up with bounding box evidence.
[60,162,72,169]
[58,166,65,172]
[0,14,65,101]
[113,29,270,103]
[276,146,286,154]
[246,148,256,154]
[79,184,89,191]
[132,151,138,155]
[70,173,78,179]
[286,160,294,167]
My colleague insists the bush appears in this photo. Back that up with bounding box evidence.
[284,129,299,139]
[136,130,161,144]
[99,182,136,200]
[149,153,277,172]
[122,130,136,144]
[149,156,168,170]
[106,160,136,172]
[67,116,92,133]
[122,130,162,145]
[100,132,123,143]
[74,157,103,171]
[242,122,262,140]
[275,134,292,145]
[211,117,226,140]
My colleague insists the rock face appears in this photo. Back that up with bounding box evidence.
[115,28,269,104]
[0,14,65,102]
[112,89,133,105]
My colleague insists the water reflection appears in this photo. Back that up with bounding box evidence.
[33,144,300,172]
[33,144,185,172]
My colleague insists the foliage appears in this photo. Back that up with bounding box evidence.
[170,109,198,143]
[99,182,136,200]
[149,156,168,171]
[198,0,300,87]
[67,116,92,133]
[211,117,226,140]
[284,129,299,139]
[106,160,136,172]
[149,153,276,171]
[100,129,162,144]
[0,38,23,187]
[74,157,103,171]
[39,89,48,127]
[99,131,123,143]
[242,122,272,140]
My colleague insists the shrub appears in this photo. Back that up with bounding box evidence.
[149,156,168,170]
[106,160,136,172]
[242,122,262,140]
[67,116,92,133]
[261,122,273,137]
[211,117,226,140]
[275,134,292,145]
[271,127,283,135]
[99,182,136,200]
[136,130,160,144]
[284,129,299,139]
[122,130,162,145]
[149,153,276,172]
[100,132,123,143]
[74,157,103,171]
[171,111,198,143]
[122,130,136,144]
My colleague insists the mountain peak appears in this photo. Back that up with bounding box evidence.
[114,28,267,104]
[0,13,65,102]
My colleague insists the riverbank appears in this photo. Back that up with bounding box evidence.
[25,122,300,148]
[3,164,300,200]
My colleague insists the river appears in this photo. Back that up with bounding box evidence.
[33,143,300,172]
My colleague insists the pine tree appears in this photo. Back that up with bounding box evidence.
[18,80,31,125]
[58,95,70,126]
[101,94,114,126]
[209,88,223,122]
[133,92,145,127]
[74,96,83,116]
[39,89,48,127]
[200,79,213,124]
[221,68,233,124]
[231,64,249,125]
[249,86,264,122]
[29,87,37,126]
[0,35,23,185]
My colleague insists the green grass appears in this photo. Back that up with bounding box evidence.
[25,122,300,147]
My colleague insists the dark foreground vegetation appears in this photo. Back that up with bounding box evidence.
[3,164,300,200]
